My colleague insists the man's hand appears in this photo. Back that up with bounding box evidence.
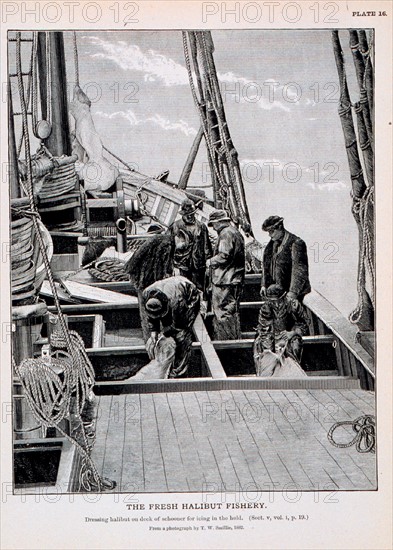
[286,291,298,302]
[206,259,211,269]
[260,286,266,298]
[146,332,158,359]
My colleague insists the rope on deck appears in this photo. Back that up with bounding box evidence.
[328,414,375,453]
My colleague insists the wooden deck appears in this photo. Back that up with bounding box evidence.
[91,388,376,493]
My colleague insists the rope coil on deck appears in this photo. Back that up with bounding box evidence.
[328,415,375,453]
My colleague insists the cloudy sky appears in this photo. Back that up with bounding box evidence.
[15,29,369,316]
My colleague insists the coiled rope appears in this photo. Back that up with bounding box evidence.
[88,258,130,282]
[328,415,376,453]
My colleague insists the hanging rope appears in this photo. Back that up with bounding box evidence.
[102,144,135,172]
[31,32,39,135]
[349,186,375,323]
[45,32,52,124]
[15,33,113,492]
[73,31,79,87]
[328,415,376,453]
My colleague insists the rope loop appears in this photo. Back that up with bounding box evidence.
[328,415,376,453]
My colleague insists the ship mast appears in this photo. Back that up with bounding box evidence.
[37,32,71,156]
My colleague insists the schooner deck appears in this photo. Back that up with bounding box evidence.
[91,388,376,493]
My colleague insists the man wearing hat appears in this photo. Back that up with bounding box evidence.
[207,210,245,340]
[142,275,200,378]
[261,216,311,303]
[167,198,212,290]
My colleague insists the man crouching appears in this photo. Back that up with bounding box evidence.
[254,284,310,378]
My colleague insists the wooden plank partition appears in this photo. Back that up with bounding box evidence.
[48,286,375,390]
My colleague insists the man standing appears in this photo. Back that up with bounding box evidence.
[261,216,311,302]
[142,275,200,378]
[168,198,212,290]
[207,210,245,340]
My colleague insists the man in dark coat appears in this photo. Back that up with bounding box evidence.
[142,275,200,378]
[207,210,245,340]
[167,199,212,290]
[261,216,311,302]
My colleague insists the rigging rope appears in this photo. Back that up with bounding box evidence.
[102,144,135,172]
[15,33,111,492]
[31,32,39,135]
[199,32,248,225]
[73,31,79,88]
[45,32,52,124]
[182,31,250,227]
[333,31,374,327]
[328,415,375,453]
[16,33,35,157]
[349,187,375,323]
[182,32,231,213]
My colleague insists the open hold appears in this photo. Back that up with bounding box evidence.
[14,443,62,487]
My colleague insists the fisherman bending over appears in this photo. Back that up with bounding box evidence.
[142,275,200,378]
[206,210,245,340]
[167,199,212,290]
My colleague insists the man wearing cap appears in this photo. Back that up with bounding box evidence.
[142,275,200,378]
[253,283,309,377]
[167,198,212,290]
[261,216,311,303]
[207,210,245,340]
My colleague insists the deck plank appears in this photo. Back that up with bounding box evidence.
[101,395,127,488]
[215,391,260,489]
[152,393,190,492]
[91,395,113,474]
[140,394,168,492]
[119,394,145,493]
[216,390,273,489]
[194,391,244,490]
[247,389,327,489]
[293,390,375,489]
[181,392,224,489]
[91,388,376,493]
[229,390,294,487]
[165,393,206,491]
